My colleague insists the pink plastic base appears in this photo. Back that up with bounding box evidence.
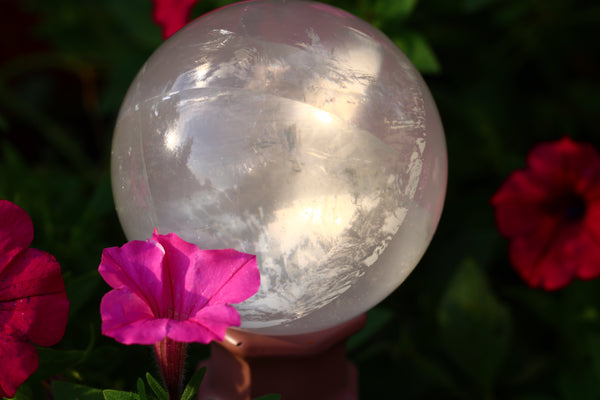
[197,313,367,400]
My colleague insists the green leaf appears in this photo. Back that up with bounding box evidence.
[438,258,512,393]
[146,372,169,400]
[137,378,148,400]
[103,390,140,400]
[393,32,441,74]
[51,381,104,400]
[358,0,418,28]
[374,0,419,21]
[180,367,207,400]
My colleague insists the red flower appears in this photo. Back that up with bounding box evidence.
[152,0,201,39]
[0,200,69,398]
[492,137,600,290]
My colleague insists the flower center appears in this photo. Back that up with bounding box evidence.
[564,194,586,221]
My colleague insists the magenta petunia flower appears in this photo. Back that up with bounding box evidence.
[152,0,201,39]
[99,229,259,345]
[99,229,259,398]
[492,137,600,290]
[0,200,69,398]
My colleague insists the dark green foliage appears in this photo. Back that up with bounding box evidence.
[1,0,599,399]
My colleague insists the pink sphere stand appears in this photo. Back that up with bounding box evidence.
[197,313,367,400]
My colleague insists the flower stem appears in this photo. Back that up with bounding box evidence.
[154,338,187,400]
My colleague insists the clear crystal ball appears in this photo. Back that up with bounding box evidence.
[111,0,447,335]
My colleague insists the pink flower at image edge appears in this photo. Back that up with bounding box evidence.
[99,229,260,346]
[492,137,600,290]
[152,0,201,39]
[0,200,69,398]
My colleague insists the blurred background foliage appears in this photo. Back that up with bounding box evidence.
[1,0,600,398]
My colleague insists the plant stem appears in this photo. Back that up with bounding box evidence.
[155,338,187,400]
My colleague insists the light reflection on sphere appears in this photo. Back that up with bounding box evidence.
[111,0,447,335]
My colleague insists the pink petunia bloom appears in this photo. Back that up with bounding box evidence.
[99,229,259,398]
[152,0,201,39]
[492,137,600,290]
[99,229,259,345]
[0,200,69,398]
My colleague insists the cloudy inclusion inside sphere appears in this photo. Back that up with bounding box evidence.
[111,0,447,335]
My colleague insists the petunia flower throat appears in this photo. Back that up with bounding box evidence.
[99,229,260,398]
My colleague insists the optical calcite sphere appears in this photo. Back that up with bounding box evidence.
[111,0,447,335]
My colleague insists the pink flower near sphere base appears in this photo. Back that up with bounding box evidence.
[99,230,260,345]
[0,200,69,398]
[99,229,259,398]
[492,137,600,290]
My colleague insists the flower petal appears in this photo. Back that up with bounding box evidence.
[152,0,199,39]
[189,250,259,328]
[196,249,259,305]
[99,231,260,345]
[0,331,38,399]
[584,202,600,244]
[493,200,552,239]
[526,138,571,185]
[509,228,575,290]
[101,289,169,345]
[166,304,240,343]
[154,233,260,315]
[0,248,69,346]
[99,239,168,317]
[0,200,33,273]
[508,214,600,290]
[151,231,198,320]
[572,230,600,281]
[491,170,561,238]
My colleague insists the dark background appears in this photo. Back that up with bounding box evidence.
[1,0,599,398]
